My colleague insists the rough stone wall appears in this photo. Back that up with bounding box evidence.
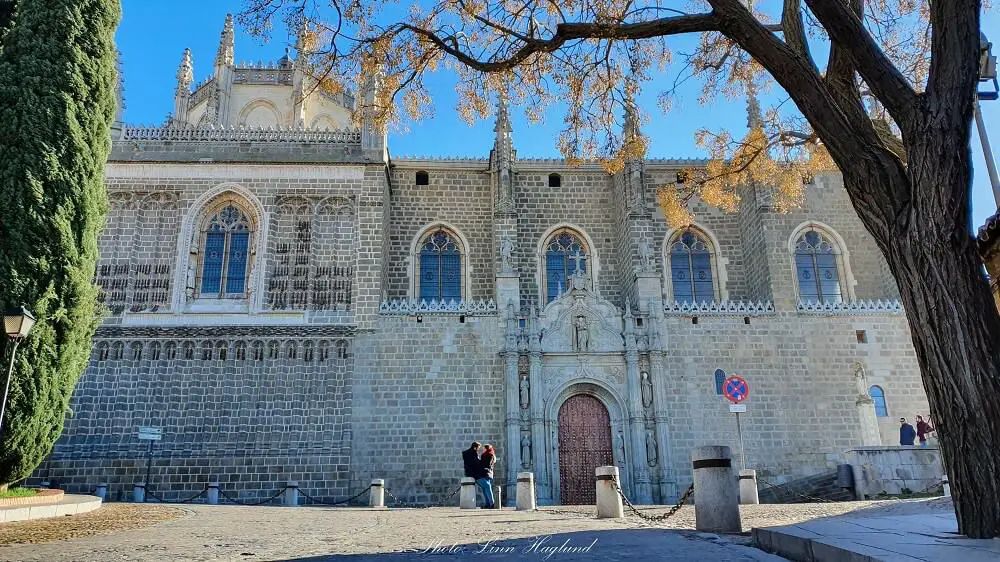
[350,316,505,504]
[384,166,494,301]
[38,328,355,503]
[656,311,925,488]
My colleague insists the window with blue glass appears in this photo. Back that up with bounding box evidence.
[545,230,588,303]
[200,204,253,298]
[669,229,715,304]
[869,385,888,417]
[714,369,726,395]
[795,229,843,304]
[418,229,462,302]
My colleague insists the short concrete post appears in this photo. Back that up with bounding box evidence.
[95,483,108,501]
[942,474,950,497]
[738,469,759,505]
[283,481,299,507]
[459,477,477,509]
[133,482,146,503]
[370,479,385,508]
[595,466,624,519]
[692,446,741,533]
[207,482,219,505]
[516,472,536,511]
[494,485,503,509]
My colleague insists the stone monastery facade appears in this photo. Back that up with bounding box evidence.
[33,16,929,505]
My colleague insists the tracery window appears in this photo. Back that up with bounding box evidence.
[418,228,462,302]
[544,230,588,303]
[794,229,844,304]
[668,229,716,304]
[200,204,253,298]
[869,385,888,417]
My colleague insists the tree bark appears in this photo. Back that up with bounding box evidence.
[845,140,1000,539]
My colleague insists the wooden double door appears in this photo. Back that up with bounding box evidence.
[557,394,613,505]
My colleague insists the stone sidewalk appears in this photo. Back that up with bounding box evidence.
[0,504,785,562]
[753,498,1000,561]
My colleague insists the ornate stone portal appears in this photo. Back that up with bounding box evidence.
[502,277,672,505]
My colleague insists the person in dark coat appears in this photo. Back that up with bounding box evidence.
[463,441,483,479]
[478,444,497,509]
[899,418,917,446]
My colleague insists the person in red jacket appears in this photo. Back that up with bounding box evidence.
[478,444,497,509]
[916,415,934,447]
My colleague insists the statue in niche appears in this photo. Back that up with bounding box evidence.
[499,236,515,272]
[519,375,530,409]
[521,434,532,467]
[641,371,653,408]
[646,430,658,466]
[574,315,590,352]
[637,236,653,272]
[854,361,871,400]
[614,432,626,465]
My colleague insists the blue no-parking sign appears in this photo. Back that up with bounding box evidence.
[723,375,749,404]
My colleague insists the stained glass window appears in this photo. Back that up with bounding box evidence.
[419,229,462,302]
[795,229,843,304]
[669,229,715,304]
[200,204,253,298]
[545,231,587,303]
[869,385,888,417]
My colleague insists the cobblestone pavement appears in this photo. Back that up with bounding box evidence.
[0,501,908,562]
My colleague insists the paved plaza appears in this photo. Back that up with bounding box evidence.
[0,501,857,562]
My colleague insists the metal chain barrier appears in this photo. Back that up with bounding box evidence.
[217,487,285,506]
[611,476,695,523]
[298,485,373,507]
[384,485,462,508]
[145,484,208,504]
[757,476,837,503]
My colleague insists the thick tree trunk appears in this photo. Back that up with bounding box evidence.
[847,152,1000,538]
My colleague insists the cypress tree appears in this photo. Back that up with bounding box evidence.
[0,0,120,486]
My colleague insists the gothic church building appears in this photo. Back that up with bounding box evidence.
[34,16,929,505]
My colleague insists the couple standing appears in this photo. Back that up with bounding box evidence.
[462,441,497,508]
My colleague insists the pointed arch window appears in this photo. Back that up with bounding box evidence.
[200,203,254,297]
[794,229,844,304]
[545,230,588,303]
[668,229,716,304]
[418,229,462,302]
[869,385,888,417]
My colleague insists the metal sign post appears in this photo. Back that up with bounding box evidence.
[722,376,750,470]
[138,427,162,489]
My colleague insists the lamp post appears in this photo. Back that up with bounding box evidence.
[1,307,36,439]
[976,33,1000,207]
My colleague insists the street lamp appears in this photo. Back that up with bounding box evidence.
[975,33,1000,207]
[1,306,36,439]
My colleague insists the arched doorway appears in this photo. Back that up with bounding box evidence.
[558,394,613,504]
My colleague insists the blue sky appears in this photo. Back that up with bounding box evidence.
[117,1,1000,229]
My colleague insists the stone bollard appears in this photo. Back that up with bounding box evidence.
[595,466,624,519]
[283,481,299,507]
[942,474,950,497]
[133,482,146,503]
[370,479,385,508]
[459,477,477,509]
[692,446,741,533]
[494,485,503,509]
[516,472,536,511]
[738,469,759,505]
[95,483,108,501]
[207,482,220,505]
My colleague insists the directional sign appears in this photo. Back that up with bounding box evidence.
[137,426,162,441]
[723,375,749,404]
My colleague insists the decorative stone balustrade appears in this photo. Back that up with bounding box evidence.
[663,300,775,317]
[378,298,498,316]
[796,299,904,315]
[120,125,361,144]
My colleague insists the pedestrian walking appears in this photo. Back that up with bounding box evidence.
[899,418,916,446]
